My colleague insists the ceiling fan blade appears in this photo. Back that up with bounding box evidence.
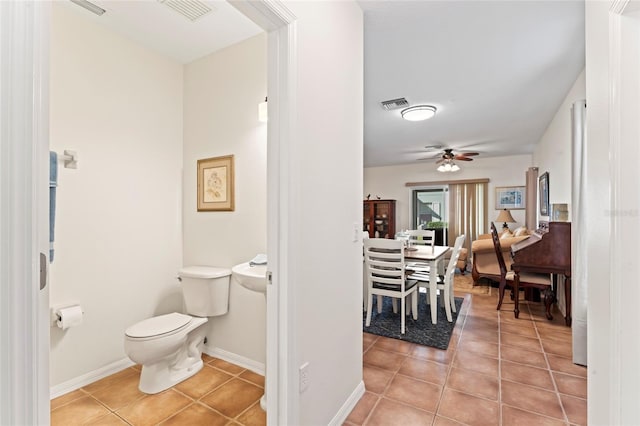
[459,152,479,156]
[436,158,445,164]
[455,156,474,161]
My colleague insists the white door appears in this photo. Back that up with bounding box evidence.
[0,1,51,424]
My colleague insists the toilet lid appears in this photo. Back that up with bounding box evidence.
[125,313,192,339]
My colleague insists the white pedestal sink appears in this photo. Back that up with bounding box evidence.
[231,262,267,294]
[231,261,268,410]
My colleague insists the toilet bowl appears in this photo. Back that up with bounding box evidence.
[124,266,231,394]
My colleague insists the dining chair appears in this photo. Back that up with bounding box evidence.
[406,229,435,248]
[405,229,436,273]
[409,234,466,323]
[490,223,555,319]
[364,238,418,334]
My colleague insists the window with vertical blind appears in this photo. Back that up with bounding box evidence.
[406,179,489,252]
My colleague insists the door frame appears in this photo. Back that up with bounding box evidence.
[226,1,299,423]
[605,0,640,423]
[0,1,51,424]
[0,0,299,423]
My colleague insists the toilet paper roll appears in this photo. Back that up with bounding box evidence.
[56,305,83,330]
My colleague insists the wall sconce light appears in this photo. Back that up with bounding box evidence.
[258,97,268,123]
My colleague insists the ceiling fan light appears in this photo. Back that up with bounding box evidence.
[401,105,436,121]
[451,163,460,172]
[437,164,446,172]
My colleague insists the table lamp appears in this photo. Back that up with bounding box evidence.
[495,209,516,230]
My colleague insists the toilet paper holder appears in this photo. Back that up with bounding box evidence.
[50,303,83,327]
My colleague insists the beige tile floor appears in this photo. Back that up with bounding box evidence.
[51,288,585,426]
[346,289,587,426]
[50,355,265,425]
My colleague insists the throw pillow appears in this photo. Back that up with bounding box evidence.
[500,229,514,239]
[513,226,529,237]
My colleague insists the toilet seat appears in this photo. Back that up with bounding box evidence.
[125,312,192,340]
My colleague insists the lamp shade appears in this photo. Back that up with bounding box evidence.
[495,209,516,228]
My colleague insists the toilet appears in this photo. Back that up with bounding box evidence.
[124,266,231,394]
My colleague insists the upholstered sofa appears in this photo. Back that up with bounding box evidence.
[447,247,468,274]
[471,228,530,284]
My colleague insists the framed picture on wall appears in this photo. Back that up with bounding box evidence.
[495,186,526,210]
[197,155,235,211]
[539,172,550,216]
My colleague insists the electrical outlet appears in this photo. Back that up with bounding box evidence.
[299,362,310,393]
[353,222,360,242]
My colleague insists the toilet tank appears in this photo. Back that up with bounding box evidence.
[178,266,231,317]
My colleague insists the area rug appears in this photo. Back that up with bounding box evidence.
[363,292,463,350]
[453,273,492,295]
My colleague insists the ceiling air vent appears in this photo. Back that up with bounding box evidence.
[380,97,409,111]
[158,0,213,22]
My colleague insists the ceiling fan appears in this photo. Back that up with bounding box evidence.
[418,148,480,163]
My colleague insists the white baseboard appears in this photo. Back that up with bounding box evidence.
[328,380,365,426]
[50,357,135,400]
[50,347,264,400]
[203,344,265,376]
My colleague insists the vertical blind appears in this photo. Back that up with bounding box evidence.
[448,182,488,254]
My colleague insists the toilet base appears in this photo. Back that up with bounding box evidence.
[139,357,204,394]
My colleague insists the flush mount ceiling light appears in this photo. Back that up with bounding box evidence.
[401,105,437,121]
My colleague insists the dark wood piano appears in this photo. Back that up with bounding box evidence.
[510,221,572,326]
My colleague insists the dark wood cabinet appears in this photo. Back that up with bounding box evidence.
[363,200,396,238]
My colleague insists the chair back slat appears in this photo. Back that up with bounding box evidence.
[406,229,435,248]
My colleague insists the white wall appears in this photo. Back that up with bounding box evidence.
[534,69,585,220]
[49,4,183,386]
[282,1,364,424]
[182,34,267,365]
[364,155,533,232]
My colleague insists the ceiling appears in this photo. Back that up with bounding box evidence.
[64,0,585,168]
[63,0,262,64]
[360,0,585,167]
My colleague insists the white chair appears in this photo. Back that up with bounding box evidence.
[364,238,418,334]
[405,229,436,273]
[410,234,466,323]
[406,229,435,248]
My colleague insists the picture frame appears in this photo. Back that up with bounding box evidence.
[495,186,526,210]
[197,155,235,212]
[539,172,550,216]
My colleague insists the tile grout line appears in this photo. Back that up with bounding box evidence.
[527,301,571,425]
[360,334,382,426]
[431,291,470,424]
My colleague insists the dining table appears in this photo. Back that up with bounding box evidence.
[404,244,450,324]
